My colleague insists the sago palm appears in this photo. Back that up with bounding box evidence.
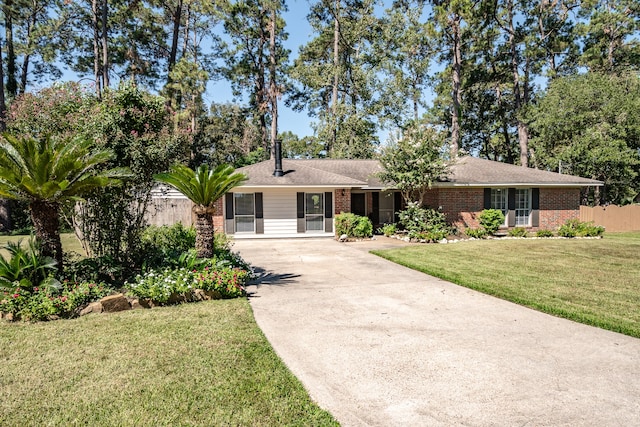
[154,164,247,258]
[0,134,129,270]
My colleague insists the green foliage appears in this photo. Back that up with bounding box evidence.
[377,223,397,237]
[0,236,58,293]
[155,164,247,207]
[398,202,451,241]
[0,281,109,321]
[465,228,487,239]
[378,121,449,203]
[536,229,555,238]
[558,219,605,238]
[140,223,197,270]
[335,213,373,238]
[528,72,640,205]
[126,264,249,304]
[508,227,528,238]
[479,209,505,235]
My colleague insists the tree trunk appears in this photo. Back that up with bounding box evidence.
[269,7,278,160]
[450,13,462,158]
[330,0,340,154]
[92,0,102,97]
[507,0,528,167]
[101,0,109,89]
[0,33,6,132]
[29,200,63,271]
[4,0,17,99]
[193,206,214,258]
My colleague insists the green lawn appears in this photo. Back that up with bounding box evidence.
[0,300,337,426]
[0,233,86,258]
[372,232,640,338]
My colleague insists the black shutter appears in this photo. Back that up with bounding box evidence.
[324,192,333,232]
[372,192,380,225]
[484,188,491,210]
[531,188,540,227]
[394,192,402,223]
[255,193,264,234]
[507,188,516,227]
[297,192,305,233]
[225,193,235,234]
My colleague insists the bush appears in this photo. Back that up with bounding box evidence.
[536,229,554,238]
[508,227,528,237]
[335,213,373,238]
[126,263,249,304]
[478,209,505,235]
[465,228,487,239]
[0,236,59,294]
[398,202,451,241]
[377,223,397,237]
[0,281,110,321]
[558,219,605,238]
[140,223,197,269]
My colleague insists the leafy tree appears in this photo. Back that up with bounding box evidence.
[0,134,128,269]
[378,120,449,204]
[528,71,640,204]
[281,131,325,159]
[154,164,247,258]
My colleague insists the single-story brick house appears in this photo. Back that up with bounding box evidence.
[196,156,601,238]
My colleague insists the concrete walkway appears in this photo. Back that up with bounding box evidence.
[234,238,640,426]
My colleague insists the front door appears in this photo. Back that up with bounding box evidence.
[351,193,366,217]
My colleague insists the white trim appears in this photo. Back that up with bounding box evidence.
[432,182,594,188]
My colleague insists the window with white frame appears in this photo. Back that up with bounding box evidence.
[515,189,531,226]
[305,193,324,231]
[490,188,508,225]
[234,193,255,232]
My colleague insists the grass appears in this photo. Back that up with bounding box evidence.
[0,299,337,426]
[0,233,86,259]
[372,232,640,338]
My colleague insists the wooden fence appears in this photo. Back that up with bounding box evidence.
[145,198,194,227]
[579,205,640,232]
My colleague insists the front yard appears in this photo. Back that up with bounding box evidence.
[0,299,337,426]
[372,232,640,338]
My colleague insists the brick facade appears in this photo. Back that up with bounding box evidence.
[335,188,351,215]
[538,188,581,230]
[436,188,485,229]
[213,197,224,232]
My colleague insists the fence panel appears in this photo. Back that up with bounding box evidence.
[145,198,194,227]
[579,205,640,232]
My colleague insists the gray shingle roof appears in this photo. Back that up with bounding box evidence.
[440,156,603,187]
[236,156,603,188]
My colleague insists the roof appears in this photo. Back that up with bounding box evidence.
[236,159,385,188]
[439,156,603,187]
[235,156,603,189]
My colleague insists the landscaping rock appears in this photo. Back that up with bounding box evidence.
[4,312,13,321]
[129,299,143,310]
[339,234,348,242]
[79,301,103,317]
[138,298,156,309]
[100,294,131,313]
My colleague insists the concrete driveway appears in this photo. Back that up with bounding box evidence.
[234,238,640,426]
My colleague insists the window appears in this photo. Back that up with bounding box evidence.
[515,189,531,226]
[234,193,255,232]
[305,193,324,231]
[490,188,508,226]
[379,191,395,224]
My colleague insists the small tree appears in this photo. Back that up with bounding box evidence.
[0,134,128,269]
[154,164,247,258]
[378,120,449,204]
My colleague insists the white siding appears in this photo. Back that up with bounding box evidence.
[262,188,297,235]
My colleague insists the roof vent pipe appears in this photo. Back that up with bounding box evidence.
[273,138,284,177]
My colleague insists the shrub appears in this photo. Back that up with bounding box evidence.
[0,281,110,321]
[335,213,373,238]
[398,202,451,240]
[508,227,528,237]
[0,236,59,294]
[377,223,397,237]
[465,228,487,239]
[558,219,605,238]
[140,223,197,269]
[126,263,249,304]
[478,209,505,235]
[536,229,554,238]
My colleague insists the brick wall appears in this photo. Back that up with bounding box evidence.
[539,188,580,230]
[423,188,439,209]
[438,188,484,230]
[213,197,224,232]
[335,189,351,215]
